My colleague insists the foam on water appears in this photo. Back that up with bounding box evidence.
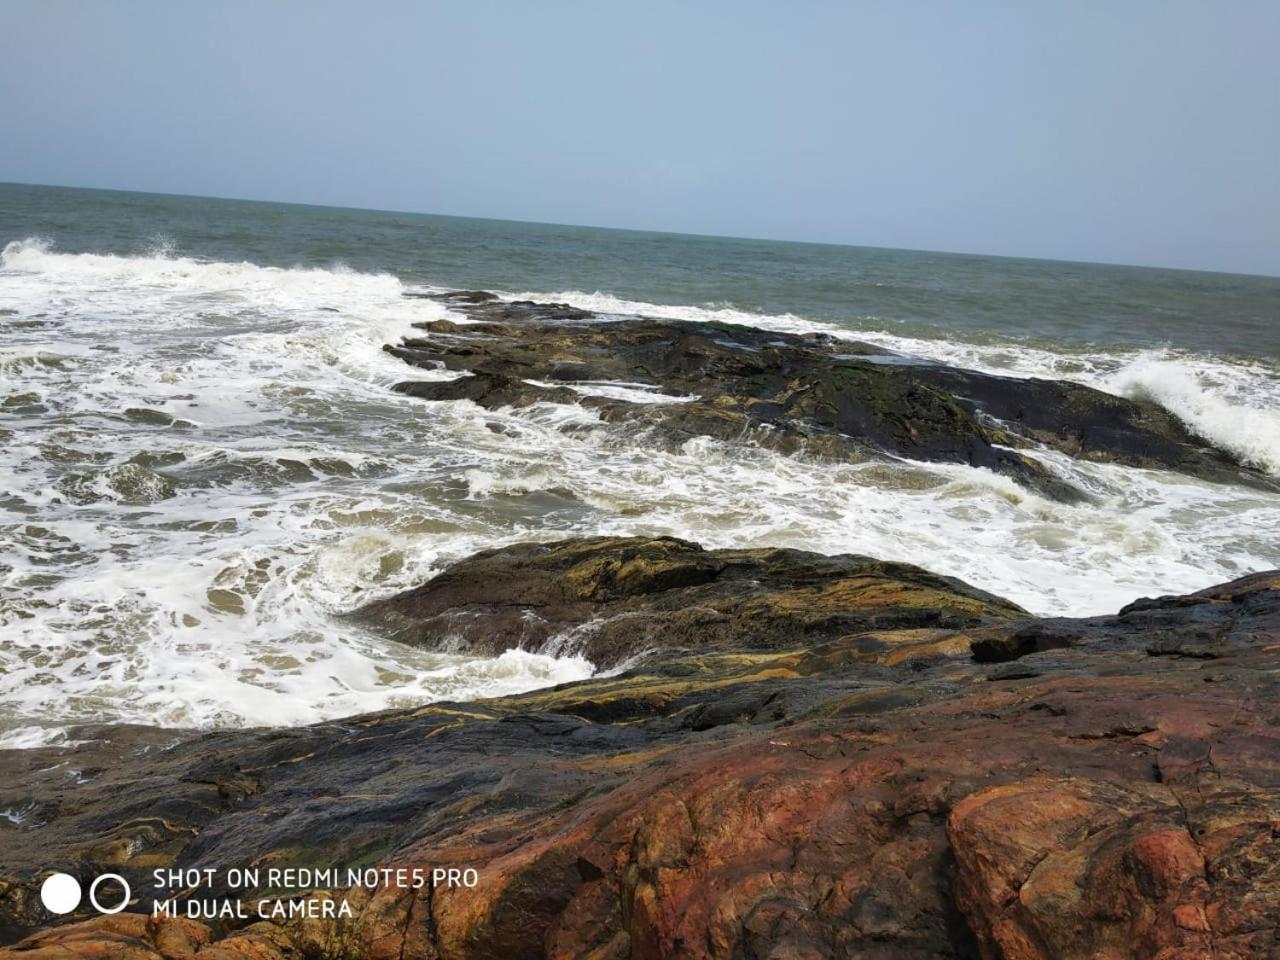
[1105,357,1280,475]
[513,288,1280,476]
[2,240,1279,747]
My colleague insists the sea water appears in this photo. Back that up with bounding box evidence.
[1,182,1277,745]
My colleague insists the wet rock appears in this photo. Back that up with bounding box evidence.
[904,364,1274,490]
[403,290,591,320]
[949,779,1280,959]
[970,621,1083,663]
[985,662,1044,681]
[0,551,1277,959]
[427,290,500,304]
[351,536,1028,668]
[382,293,1279,499]
[392,372,580,407]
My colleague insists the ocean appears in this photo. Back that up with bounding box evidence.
[2,181,1278,746]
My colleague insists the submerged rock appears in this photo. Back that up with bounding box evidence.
[1,538,1277,959]
[383,292,1279,499]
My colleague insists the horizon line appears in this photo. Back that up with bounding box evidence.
[2,177,1276,282]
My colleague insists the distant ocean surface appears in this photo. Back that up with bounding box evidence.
[2,181,1278,746]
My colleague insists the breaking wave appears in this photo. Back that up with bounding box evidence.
[505,286,1280,477]
[1,239,1278,747]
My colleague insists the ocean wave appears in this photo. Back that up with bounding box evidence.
[2,243,1279,746]
[1106,357,1280,475]
[1,236,408,330]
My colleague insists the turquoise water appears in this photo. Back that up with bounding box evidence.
[1,181,1278,745]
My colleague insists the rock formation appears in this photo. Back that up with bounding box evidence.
[382,292,1279,500]
[3,294,1276,957]
[1,537,1277,959]
[351,536,1027,667]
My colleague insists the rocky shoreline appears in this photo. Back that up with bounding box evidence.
[2,295,1277,958]
[1,535,1277,958]
[351,536,1028,669]
[386,291,1278,501]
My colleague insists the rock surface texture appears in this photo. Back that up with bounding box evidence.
[1,537,1278,959]
[382,292,1278,500]
[3,293,1277,957]
[352,536,1027,668]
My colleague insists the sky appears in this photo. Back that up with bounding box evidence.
[2,1,1278,276]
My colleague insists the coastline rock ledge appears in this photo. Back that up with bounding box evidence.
[1,538,1278,959]
[382,291,1280,501]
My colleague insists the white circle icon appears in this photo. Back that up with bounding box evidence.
[40,873,82,914]
[88,874,131,915]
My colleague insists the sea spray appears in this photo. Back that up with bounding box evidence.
[2,217,1278,746]
[508,286,1280,478]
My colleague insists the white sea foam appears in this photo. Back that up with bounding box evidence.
[1106,357,1280,475]
[525,379,699,404]
[504,287,1280,478]
[2,241,1278,747]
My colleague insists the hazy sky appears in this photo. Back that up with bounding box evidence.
[2,1,1278,275]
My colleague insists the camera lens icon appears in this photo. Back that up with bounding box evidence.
[39,873,81,915]
[40,872,131,915]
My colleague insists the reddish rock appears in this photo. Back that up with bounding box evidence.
[1,548,1277,959]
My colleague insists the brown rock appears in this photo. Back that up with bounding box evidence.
[352,536,1027,667]
[1,550,1277,959]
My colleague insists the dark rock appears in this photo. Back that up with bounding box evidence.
[382,293,1278,499]
[970,621,1082,663]
[986,662,1044,681]
[351,536,1028,668]
[431,290,500,304]
[905,364,1273,489]
[407,292,592,321]
[1,549,1277,959]
[392,372,580,407]
[402,289,499,303]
